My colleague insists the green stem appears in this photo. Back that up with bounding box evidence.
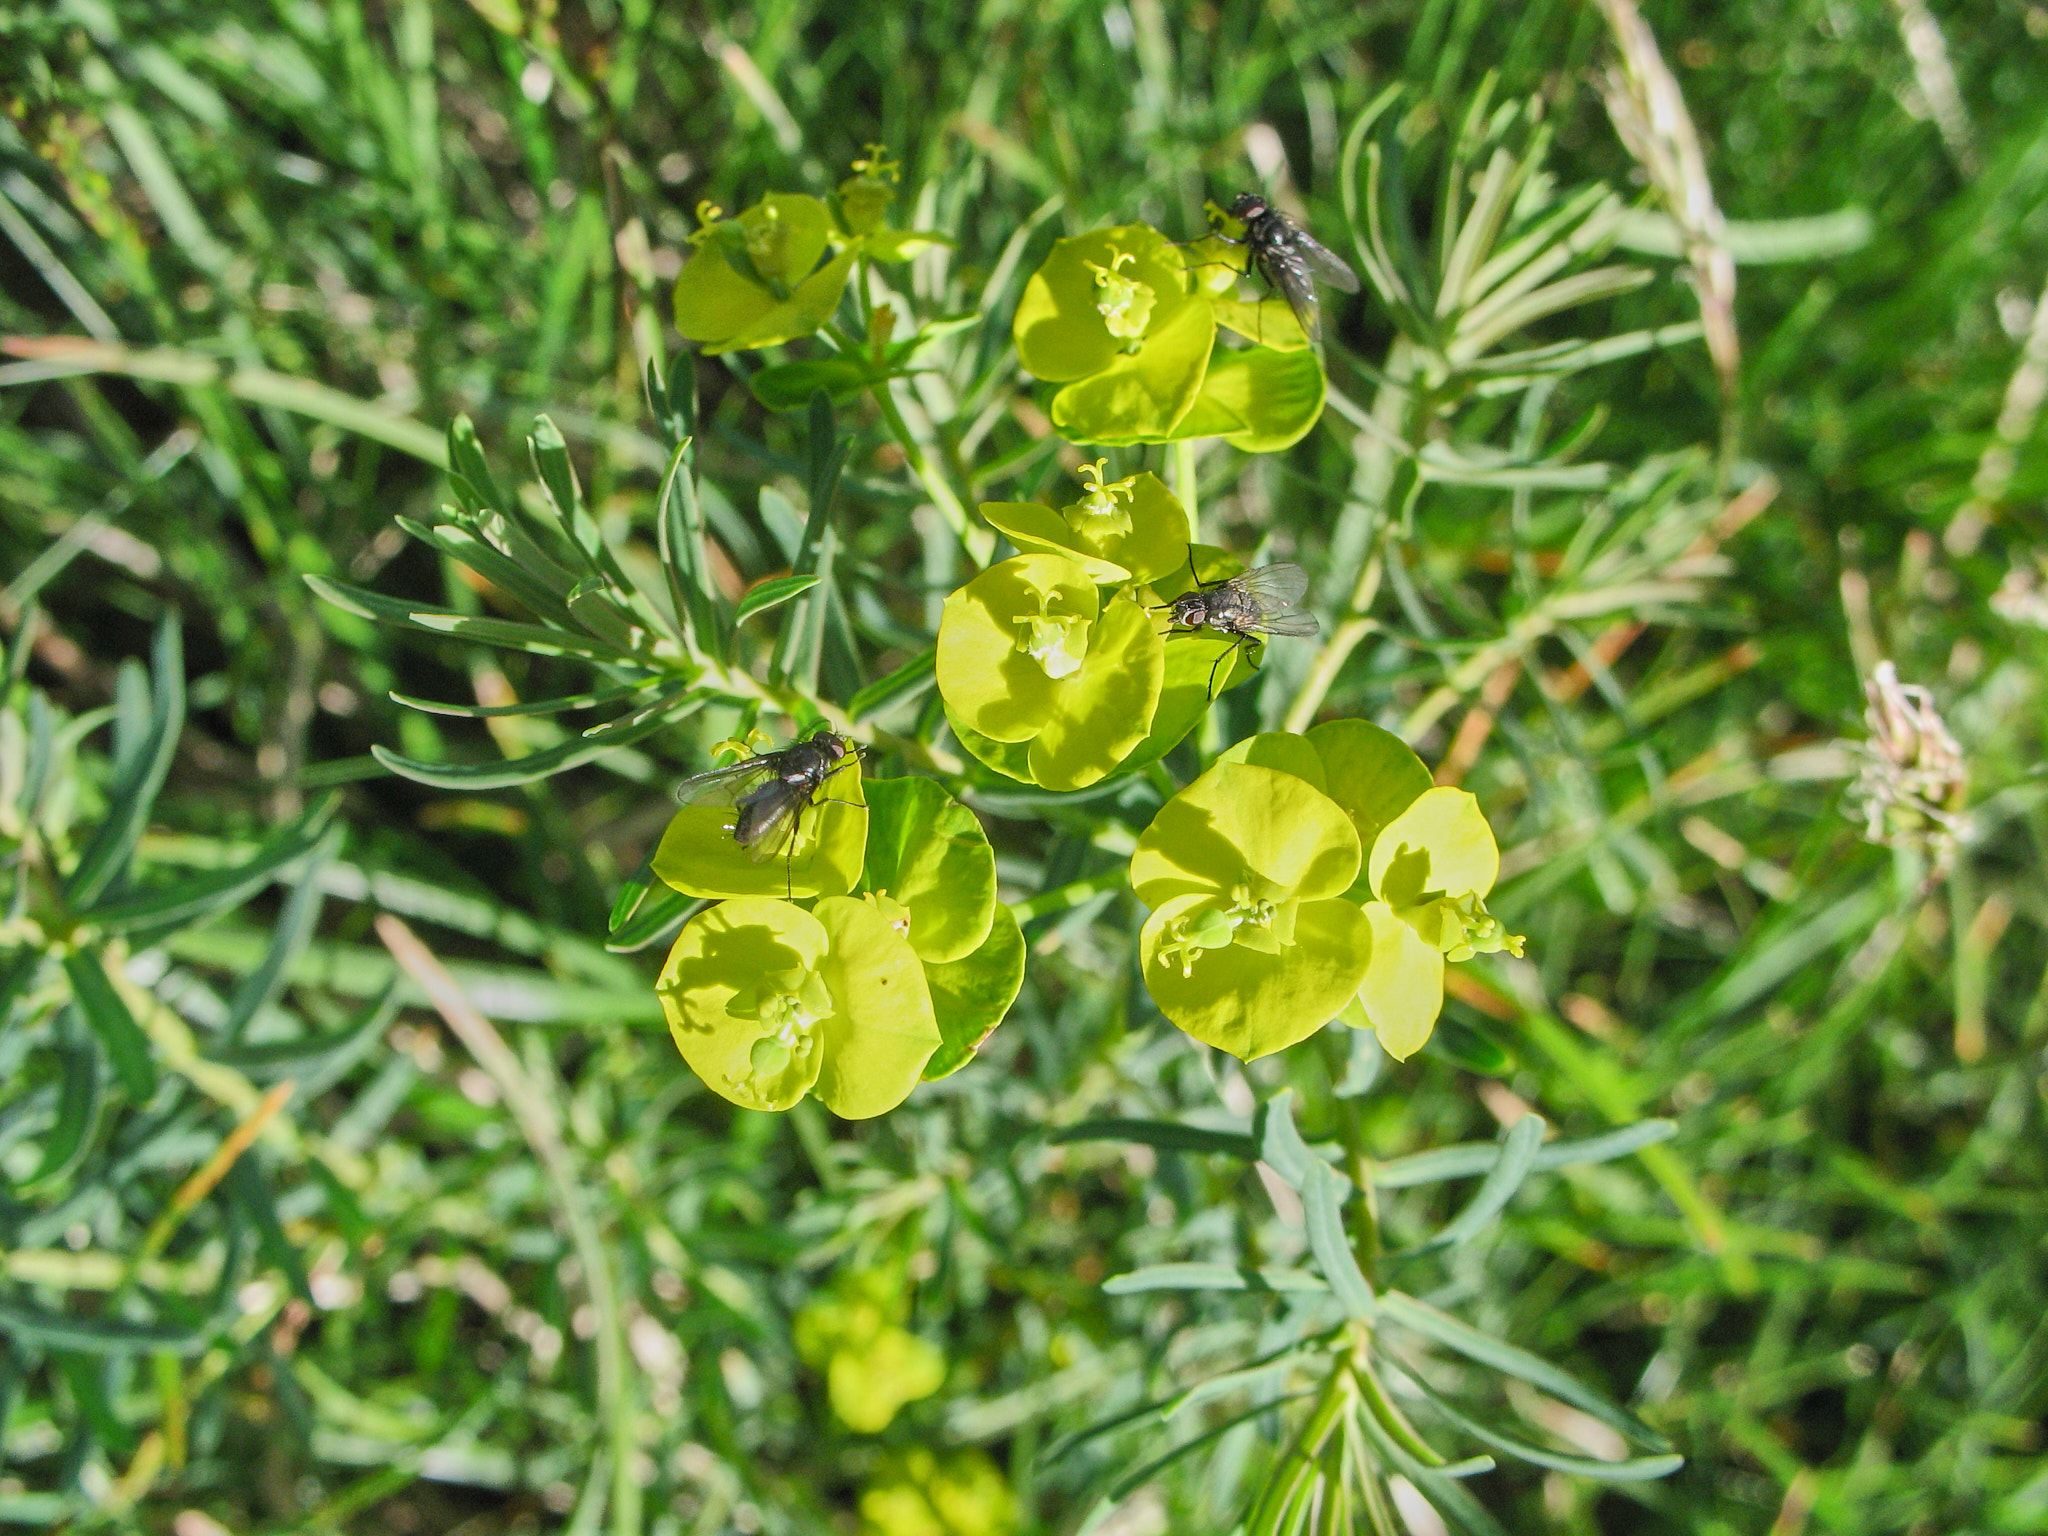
[1246,1354,1353,1535]
[870,379,992,565]
[1171,436,1201,539]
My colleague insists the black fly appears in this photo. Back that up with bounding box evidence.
[1161,560,1320,700]
[1209,192,1360,345]
[673,729,863,892]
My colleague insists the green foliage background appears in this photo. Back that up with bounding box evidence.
[2,0,2045,1533]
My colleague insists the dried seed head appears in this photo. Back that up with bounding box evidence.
[1847,661,1968,877]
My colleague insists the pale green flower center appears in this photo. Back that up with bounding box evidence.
[1070,459,1137,537]
[1155,883,1298,977]
[741,204,789,281]
[1396,891,1525,964]
[1084,249,1155,341]
[1015,601,1088,680]
[728,965,831,1078]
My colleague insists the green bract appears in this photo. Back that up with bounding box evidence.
[1171,343,1327,453]
[1013,224,1215,444]
[1352,783,1525,1057]
[1130,762,1368,1060]
[860,776,1026,1076]
[658,895,940,1117]
[1129,724,1525,1063]
[675,156,949,358]
[936,552,1163,790]
[673,194,860,355]
[978,463,1191,586]
[650,750,867,901]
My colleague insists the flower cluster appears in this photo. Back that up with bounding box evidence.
[1129,723,1523,1061]
[672,148,948,358]
[652,755,1021,1116]
[1013,223,1325,449]
[794,1267,945,1434]
[935,467,1269,790]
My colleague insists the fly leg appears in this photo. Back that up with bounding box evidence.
[1205,637,1241,702]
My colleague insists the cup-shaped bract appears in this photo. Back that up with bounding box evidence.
[674,193,859,355]
[659,895,940,1117]
[978,465,1192,588]
[1131,762,1368,1060]
[936,553,1164,790]
[1134,725,1525,1064]
[860,776,998,963]
[1295,725,1524,1060]
[1013,224,1216,444]
[651,752,868,901]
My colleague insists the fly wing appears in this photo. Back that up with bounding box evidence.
[1233,563,1311,606]
[1233,563,1319,638]
[672,756,774,808]
[1293,230,1361,294]
[733,777,808,862]
[1256,246,1322,344]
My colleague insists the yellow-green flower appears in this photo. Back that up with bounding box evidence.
[936,552,1164,790]
[658,895,940,1116]
[977,463,1192,587]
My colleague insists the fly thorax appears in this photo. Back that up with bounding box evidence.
[1082,248,1155,343]
[1208,590,1254,630]
[1014,595,1091,680]
[1070,459,1138,537]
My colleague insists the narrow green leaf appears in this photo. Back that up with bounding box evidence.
[734,574,820,627]
[1403,1373,1683,1482]
[389,679,662,718]
[604,884,697,954]
[85,797,337,936]
[398,515,578,626]
[1394,1113,1546,1258]
[25,1034,101,1187]
[66,614,183,906]
[213,979,399,1097]
[1378,1291,1671,1451]
[447,415,508,512]
[0,1298,212,1356]
[847,647,936,723]
[1372,1119,1677,1187]
[1256,1090,1321,1190]
[656,439,728,659]
[1301,1161,1375,1320]
[402,610,648,665]
[529,413,604,570]
[1048,1119,1258,1158]
[1102,1264,1327,1295]
[61,949,156,1100]
[371,692,695,788]
[1352,1405,1510,1536]
[220,824,339,1045]
[225,1155,311,1303]
[1105,1394,1313,1504]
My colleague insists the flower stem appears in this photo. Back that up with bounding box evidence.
[870,379,993,566]
[1171,436,1200,538]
